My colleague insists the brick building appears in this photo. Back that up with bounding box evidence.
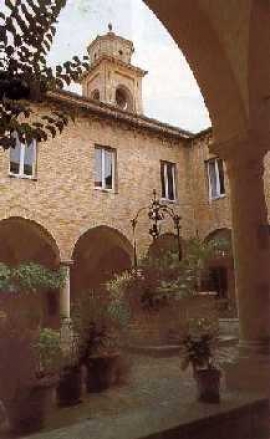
[0,27,246,321]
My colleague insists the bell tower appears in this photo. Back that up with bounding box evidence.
[82,25,147,114]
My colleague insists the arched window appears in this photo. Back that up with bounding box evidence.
[115,86,133,111]
[91,89,100,101]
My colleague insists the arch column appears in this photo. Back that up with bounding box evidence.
[60,260,73,320]
[212,134,270,392]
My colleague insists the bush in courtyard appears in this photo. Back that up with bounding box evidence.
[106,235,230,312]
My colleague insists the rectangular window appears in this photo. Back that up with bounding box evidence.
[9,134,37,178]
[161,161,177,201]
[94,146,116,191]
[207,158,225,200]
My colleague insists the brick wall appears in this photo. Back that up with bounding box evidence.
[190,132,270,240]
[0,102,195,265]
[189,132,232,240]
[126,295,218,346]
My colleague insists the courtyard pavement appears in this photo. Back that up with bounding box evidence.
[4,345,259,439]
[16,348,240,439]
[39,353,198,434]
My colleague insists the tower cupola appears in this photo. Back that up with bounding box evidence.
[82,25,147,114]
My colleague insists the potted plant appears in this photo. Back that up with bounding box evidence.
[83,324,122,392]
[56,319,82,407]
[180,318,221,403]
[3,325,62,434]
[72,290,129,393]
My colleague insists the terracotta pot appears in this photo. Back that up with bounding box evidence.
[85,354,120,393]
[194,368,221,403]
[8,376,57,435]
[57,365,82,407]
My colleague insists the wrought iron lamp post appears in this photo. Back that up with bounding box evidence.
[131,189,182,268]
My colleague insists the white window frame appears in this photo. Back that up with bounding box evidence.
[94,145,116,191]
[207,158,225,201]
[161,161,177,202]
[9,134,37,179]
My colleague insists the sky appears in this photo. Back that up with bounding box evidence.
[47,0,211,134]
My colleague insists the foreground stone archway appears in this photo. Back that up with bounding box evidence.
[143,0,270,393]
[144,0,249,143]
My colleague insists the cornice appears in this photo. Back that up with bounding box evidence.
[46,90,192,141]
[84,55,147,78]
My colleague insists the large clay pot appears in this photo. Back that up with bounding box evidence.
[194,367,221,403]
[85,354,121,393]
[57,365,82,407]
[8,376,57,435]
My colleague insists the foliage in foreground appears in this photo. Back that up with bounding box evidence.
[0,309,62,406]
[0,0,90,149]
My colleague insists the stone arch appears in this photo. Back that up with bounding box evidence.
[204,227,232,246]
[144,0,248,143]
[0,216,62,328]
[203,228,235,303]
[0,216,60,267]
[71,225,133,297]
[248,0,270,139]
[90,88,101,101]
[115,84,134,112]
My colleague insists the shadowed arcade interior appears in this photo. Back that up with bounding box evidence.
[203,228,235,303]
[0,217,59,268]
[71,226,133,298]
[0,217,61,328]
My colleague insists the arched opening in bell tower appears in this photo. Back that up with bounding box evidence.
[115,85,133,111]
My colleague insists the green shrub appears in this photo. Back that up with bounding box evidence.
[35,328,62,377]
[180,317,219,371]
[0,262,66,294]
[0,263,12,292]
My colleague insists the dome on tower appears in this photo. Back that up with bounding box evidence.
[87,24,135,66]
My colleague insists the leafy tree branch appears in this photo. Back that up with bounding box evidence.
[0,0,90,149]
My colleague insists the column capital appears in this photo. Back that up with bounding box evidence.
[210,130,269,178]
[60,259,74,267]
[209,129,269,163]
